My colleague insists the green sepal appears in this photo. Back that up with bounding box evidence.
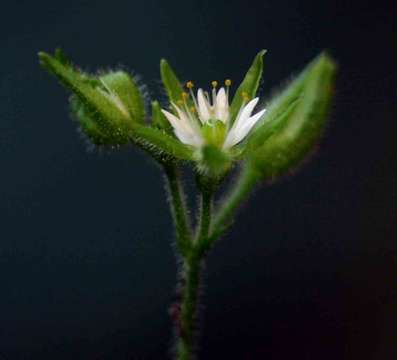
[99,71,145,124]
[197,145,232,178]
[246,53,337,179]
[70,96,115,145]
[160,58,184,104]
[229,50,266,124]
[151,100,172,131]
[201,119,227,148]
[130,125,195,162]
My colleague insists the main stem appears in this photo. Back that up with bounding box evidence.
[176,185,213,360]
[163,167,214,360]
[176,253,203,360]
[165,164,258,358]
[164,163,192,257]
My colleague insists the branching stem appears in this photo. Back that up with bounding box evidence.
[203,165,260,253]
[165,164,257,360]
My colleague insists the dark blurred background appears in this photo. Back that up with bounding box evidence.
[1,0,396,359]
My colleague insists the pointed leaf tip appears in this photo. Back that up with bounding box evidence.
[229,50,266,124]
[160,58,184,105]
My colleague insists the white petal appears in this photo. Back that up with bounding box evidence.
[161,109,185,132]
[161,108,203,147]
[172,103,192,129]
[224,108,266,148]
[172,102,203,137]
[223,98,259,147]
[197,89,211,123]
[222,130,237,149]
[215,87,229,123]
[175,128,203,147]
[223,98,266,149]
[232,98,259,132]
[240,108,267,134]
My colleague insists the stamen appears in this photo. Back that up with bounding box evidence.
[225,79,232,99]
[181,92,191,118]
[186,84,199,114]
[177,89,199,126]
[183,100,200,129]
[211,81,218,109]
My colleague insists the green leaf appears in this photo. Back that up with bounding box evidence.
[229,50,266,124]
[99,71,145,123]
[160,58,184,104]
[246,53,337,179]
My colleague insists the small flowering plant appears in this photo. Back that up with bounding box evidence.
[39,48,336,359]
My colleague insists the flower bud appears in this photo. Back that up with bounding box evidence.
[245,53,337,180]
[39,49,145,145]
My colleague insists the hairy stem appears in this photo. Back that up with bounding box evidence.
[196,186,213,243]
[176,254,203,360]
[205,165,260,251]
[175,178,214,360]
[164,163,192,257]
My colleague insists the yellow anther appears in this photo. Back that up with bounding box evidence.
[177,99,184,106]
[211,80,218,88]
[190,106,196,113]
[186,81,194,89]
[225,79,232,86]
[182,92,189,100]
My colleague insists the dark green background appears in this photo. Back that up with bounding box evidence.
[1,0,396,358]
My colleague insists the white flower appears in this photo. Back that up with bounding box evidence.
[161,81,266,150]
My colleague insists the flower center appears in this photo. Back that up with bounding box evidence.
[184,79,233,125]
[201,119,227,147]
